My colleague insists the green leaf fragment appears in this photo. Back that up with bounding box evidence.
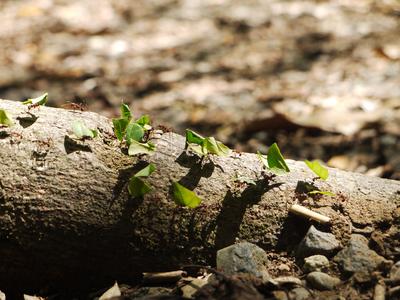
[120,103,132,120]
[172,182,202,208]
[186,129,204,145]
[125,123,144,145]
[0,109,13,127]
[185,129,231,157]
[22,93,48,106]
[305,160,329,180]
[308,190,335,196]
[257,143,290,175]
[128,140,155,156]
[72,120,97,139]
[134,163,156,177]
[136,115,152,130]
[112,117,130,141]
[128,164,156,198]
[216,140,232,156]
[267,143,290,174]
[203,137,231,156]
[188,144,205,156]
[128,177,152,198]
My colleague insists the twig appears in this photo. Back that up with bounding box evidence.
[289,204,331,224]
[142,270,186,284]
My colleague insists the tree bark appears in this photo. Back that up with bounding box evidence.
[0,99,399,291]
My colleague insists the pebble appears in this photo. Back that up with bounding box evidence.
[303,255,330,273]
[277,263,291,272]
[289,287,312,300]
[216,242,270,281]
[296,226,340,258]
[390,261,400,281]
[333,234,391,273]
[181,274,213,299]
[269,276,303,288]
[272,290,288,300]
[306,271,341,290]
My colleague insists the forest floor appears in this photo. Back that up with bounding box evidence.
[0,0,399,299]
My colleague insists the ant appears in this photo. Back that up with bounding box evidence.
[28,103,41,110]
[61,102,87,111]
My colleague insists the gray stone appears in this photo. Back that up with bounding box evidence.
[296,226,340,258]
[272,291,288,300]
[390,261,400,281]
[303,255,330,273]
[289,287,312,300]
[333,234,390,274]
[216,242,270,281]
[306,271,341,290]
[269,276,302,287]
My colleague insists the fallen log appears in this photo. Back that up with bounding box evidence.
[0,99,399,292]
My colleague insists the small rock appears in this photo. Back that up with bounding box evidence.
[217,242,270,281]
[289,287,311,300]
[303,255,330,273]
[181,274,213,299]
[296,226,340,258]
[306,271,341,290]
[272,290,288,300]
[390,261,400,281]
[277,263,291,272]
[352,271,373,283]
[269,276,302,288]
[333,234,391,274]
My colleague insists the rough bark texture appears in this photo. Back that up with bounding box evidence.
[0,99,399,291]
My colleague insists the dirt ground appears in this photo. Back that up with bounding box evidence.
[0,0,400,299]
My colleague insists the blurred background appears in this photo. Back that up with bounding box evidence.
[0,0,399,179]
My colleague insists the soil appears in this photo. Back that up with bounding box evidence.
[0,0,399,299]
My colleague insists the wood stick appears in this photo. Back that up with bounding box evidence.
[289,204,331,224]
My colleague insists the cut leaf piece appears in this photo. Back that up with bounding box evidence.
[267,143,290,174]
[22,93,48,106]
[134,163,156,177]
[202,137,231,156]
[120,103,132,121]
[136,115,152,130]
[128,177,152,198]
[305,160,329,180]
[308,190,335,196]
[128,140,155,156]
[188,143,206,156]
[125,122,144,144]
[203,137,218,154]
[185,129,231,157]
[172,182,202,208]
[186,129,204,145]
[72,120,97,139]
[112,117,130,141]
[216,140,232,156]
[0,109,14,127]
